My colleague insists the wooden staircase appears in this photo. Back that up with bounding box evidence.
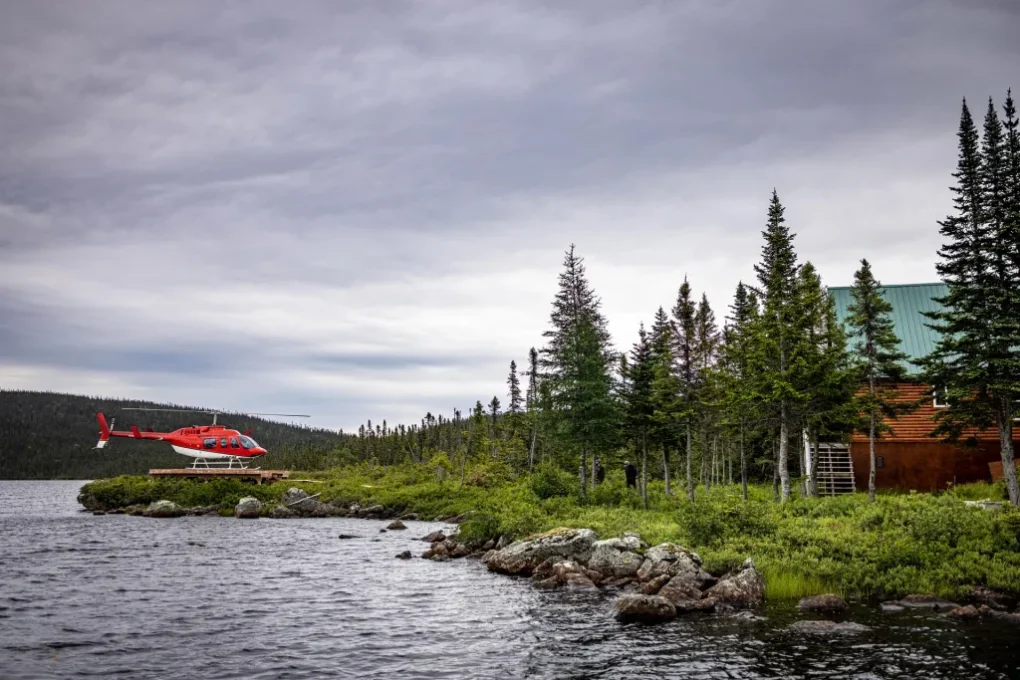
[813,443,856,496]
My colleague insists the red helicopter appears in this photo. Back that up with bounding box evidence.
[95,407,310,469]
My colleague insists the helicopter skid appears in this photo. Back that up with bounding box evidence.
[172,446,262,470]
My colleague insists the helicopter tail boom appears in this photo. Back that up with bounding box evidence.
[96,412,112,448]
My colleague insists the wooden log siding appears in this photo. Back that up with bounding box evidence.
[849,382,1003,443]
[846,381,1017,490]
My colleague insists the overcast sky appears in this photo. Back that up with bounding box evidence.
[1,1,1017,431]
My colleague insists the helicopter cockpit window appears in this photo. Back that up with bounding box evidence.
[203,438,217,449]
[239,435,257,449]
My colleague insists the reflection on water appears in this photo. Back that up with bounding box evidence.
[1,480,1017,679]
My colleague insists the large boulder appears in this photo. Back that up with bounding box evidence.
[281,488,330,517]
[635,544,713,591]
[235,497,262,519]
[147,500,183,518]
[588,536,645,579]
[269,504,297,519]
[484,528,597,576]
[798,594,848,614]
[615,595,677,623]
[387,520,407,530]
[704,558,765,608]
[658,574,705,604]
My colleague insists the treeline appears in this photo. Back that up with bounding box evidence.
[340,89,1020,507]
[6,91,1019,505]
[0,391,348,478]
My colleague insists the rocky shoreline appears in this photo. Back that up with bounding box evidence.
[81,488,1020,627]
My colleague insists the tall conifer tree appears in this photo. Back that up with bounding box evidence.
[847,259,909,502]
[751,190,804,502]
[923,98,1020,506]
[672,278,698,502]
[623,324,655,508]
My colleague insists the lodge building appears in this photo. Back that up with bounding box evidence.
[817,282,1016,493]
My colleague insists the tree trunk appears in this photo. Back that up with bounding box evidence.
[772,437,779,502]
[740,421,748,501]
[996,393,1020,506]
[779,401,791,502]
[579,443,588,501]
[663,444,671,496]
[641,431,648,510]
[591,453,597,493]
[808,430,819,498]
[868,376,877,503]
[686,422,694,502]
[528,426,537,473]
[702,424,710,493]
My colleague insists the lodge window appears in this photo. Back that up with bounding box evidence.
[203,438,217,449]
[876,456,885,469]
[932,386,948,408]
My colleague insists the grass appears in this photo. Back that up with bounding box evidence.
[78,463,1020,601]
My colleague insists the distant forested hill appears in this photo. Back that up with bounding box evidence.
[0,390,348,479]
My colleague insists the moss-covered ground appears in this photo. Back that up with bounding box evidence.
[78,463,1020,601]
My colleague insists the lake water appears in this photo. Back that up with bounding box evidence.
[2,480,1018,679]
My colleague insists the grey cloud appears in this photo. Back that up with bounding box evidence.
[1,0,1018,428]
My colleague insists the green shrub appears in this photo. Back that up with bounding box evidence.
[529,463,575,499]
[458,512,501,543]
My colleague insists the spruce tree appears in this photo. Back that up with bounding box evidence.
[672,277,698,502]
[650,306,676,494]
[847,259,909,502]
[694,294,719,492]
[623,323,655,508]
[507,361,522,415]
[751,190,804,502]
[556,313,618,498]
[720,282,759,501]
[923,98,1020,505]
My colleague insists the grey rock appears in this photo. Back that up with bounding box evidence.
[387,520,407,530]
[147,500,183,518]
[484,528,597,576]
[588,537,645,578]
[422,530,446,543]
[880,601,905,613]
[337,533,359,539]
[614,594,677,623]
[658,574,705,604]
[269,505,297,519]
[798,594,848,613]
[395,550,412,560]
[673,596,718,614]
[234,497,262,519]
[639,574,672,595]
[787,620,870,635]
[895,594,961,611]
[947,605,980,620]
[635,544,709,585]
[704,558,765,609]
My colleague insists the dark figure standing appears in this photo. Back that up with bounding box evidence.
[624,461,637,488]
[594,458,605,485]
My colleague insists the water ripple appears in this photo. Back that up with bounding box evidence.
[2,480,1018,680]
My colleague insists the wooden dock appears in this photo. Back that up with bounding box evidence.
[148,468,290,484]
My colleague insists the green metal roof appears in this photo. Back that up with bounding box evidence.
[828,282,948,374]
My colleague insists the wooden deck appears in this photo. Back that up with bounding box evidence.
[148,468,290,484]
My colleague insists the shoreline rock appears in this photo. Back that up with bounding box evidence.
[798,594,848,614]
[234,497,262,519]
[615,594,677,623]
[147,500,183,518]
